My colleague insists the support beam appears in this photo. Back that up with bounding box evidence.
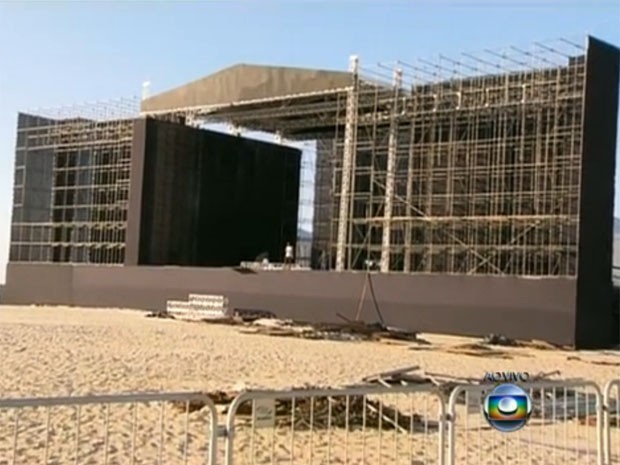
[380,68,403,273]
[403,124,415,273]
[335,55,359,272]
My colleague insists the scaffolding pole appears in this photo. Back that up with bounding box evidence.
[335,55,360,272]
[380,68,403,273]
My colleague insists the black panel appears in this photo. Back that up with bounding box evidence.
[138,119,301,267]
[575,37,620,348]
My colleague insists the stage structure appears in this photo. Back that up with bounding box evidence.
[4,36,619,348]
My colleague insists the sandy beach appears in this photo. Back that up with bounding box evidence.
[0,305,618,464]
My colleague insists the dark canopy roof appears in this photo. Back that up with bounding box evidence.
[140,63,354,114]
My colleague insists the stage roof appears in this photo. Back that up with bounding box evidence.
[140,63,355,114]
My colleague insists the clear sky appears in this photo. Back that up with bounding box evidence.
[0,0,619,283]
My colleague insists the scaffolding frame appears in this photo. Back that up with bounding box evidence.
[11,98,140,265]
[329,37,588,276]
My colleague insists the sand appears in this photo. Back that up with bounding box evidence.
[0,305,618,465]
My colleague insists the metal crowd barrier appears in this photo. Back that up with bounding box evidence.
[0,392,218,465]
[446,380,604,465]
[1,379,619,465]
[223,384,445,465]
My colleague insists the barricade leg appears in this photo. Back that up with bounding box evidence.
[604,380,620,465]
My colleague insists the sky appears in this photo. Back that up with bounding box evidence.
[0,0,619,283]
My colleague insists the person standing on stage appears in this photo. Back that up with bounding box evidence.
[284,242,294,269]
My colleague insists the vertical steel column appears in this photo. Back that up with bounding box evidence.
[380,68,403,273]
[335,55,359,272]
[403,125,415,273]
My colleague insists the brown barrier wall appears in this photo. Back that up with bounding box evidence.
[3,263,579,346]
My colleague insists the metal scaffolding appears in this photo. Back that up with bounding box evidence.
[329,38,587,276]
[11,98,140,265]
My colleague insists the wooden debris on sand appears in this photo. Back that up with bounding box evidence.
[238,317,423,344]
[145,311,175,319]
[520,339,568,351]
[170,390,237,414]
[565,355,620,367]
[356,366,565,403]
[353,366,470,401]
[197,317,242,326]
[144,309,269,326]
[232,309,277,323]
[482,333,520,347]
[360,365,423,386]
[528,370,562,382]
[148,304,427,345]
[334,315,423,343]
[375,328,430,345]
[172,387,436,432]
[418,372,482,399]
[194,310,276,326]
[482,334,571,351]
[445,342,513,359]
[589,359,620,367]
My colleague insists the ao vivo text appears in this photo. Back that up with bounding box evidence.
[483,371,531,383]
